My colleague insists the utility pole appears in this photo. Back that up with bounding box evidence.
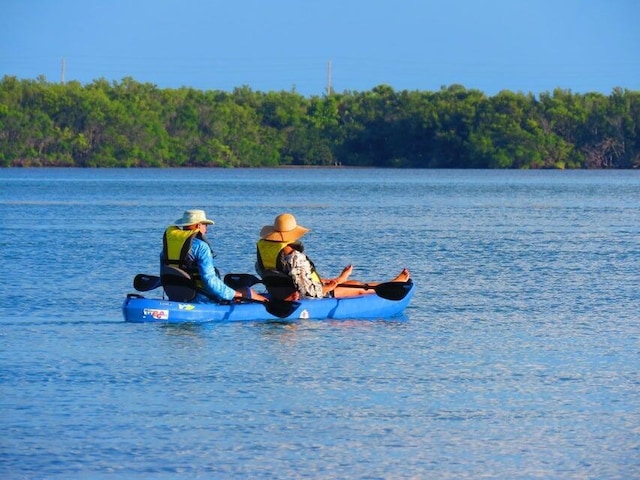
[61,57,66,84]
[326,60,332,96]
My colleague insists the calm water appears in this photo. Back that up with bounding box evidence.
[1,168,639,479]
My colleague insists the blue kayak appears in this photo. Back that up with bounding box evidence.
[122,282,414,323]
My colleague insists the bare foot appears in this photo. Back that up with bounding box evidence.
[392,268,410,282]
[336,265,353,283]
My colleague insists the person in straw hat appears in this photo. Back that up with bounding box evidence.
[256,213,410,299]
[162,209,266,303]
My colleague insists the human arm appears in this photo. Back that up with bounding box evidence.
[192,240,238,301]
[193,240,267,302]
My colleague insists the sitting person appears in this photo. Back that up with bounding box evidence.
[256,213,410,299]
[162,209,266,303]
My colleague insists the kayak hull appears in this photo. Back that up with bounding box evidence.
[122,284,414,323]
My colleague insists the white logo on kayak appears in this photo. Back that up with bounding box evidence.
[299,309,309,319]
[143,308,169,320]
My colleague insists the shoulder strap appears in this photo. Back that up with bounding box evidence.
[178,234,194,267]
[162,230,170,264]
[197,233,216,259]
[275,249,286,272]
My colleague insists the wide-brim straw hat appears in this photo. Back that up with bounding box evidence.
[260,213,309,242]
[174,209,215,227]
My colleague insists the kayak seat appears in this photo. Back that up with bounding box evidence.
[260,270,297,301]
[160,264,197,302]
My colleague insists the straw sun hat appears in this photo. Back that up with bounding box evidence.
[174,209,215,227]
[260,213,309,242]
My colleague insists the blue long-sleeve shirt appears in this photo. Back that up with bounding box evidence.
[161,237,236,302]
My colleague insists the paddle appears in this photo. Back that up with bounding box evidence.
[259,275,413,301]
[131,273,299,318]
[335,279,413,301]
[223,273,263,290]
[133,273,162,291]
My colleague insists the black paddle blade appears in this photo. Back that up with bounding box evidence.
[264,300,300,318]
[373,279,413,301]
[133,274,161,292]
[238,298,299,319]
[224,273,263,290]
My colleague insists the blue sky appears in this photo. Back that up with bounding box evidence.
[2,0,638,97]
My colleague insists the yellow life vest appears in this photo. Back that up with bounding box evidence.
[256,238,321,283]
[256,239,289,271]
[163,226,197,262]
[162,226,204,287]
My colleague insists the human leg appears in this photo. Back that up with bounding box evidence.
[332,269,410,298]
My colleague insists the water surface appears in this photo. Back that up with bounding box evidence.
[1,168,638,479]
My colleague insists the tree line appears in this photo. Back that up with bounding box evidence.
[1,75,638,168]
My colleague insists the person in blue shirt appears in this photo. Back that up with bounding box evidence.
[162,209,266,303]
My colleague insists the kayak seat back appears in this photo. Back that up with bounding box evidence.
[160,264,197,302]
[261,270,297,301]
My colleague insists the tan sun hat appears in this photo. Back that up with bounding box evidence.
[260,213,309,242]
[174,209,215,227]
